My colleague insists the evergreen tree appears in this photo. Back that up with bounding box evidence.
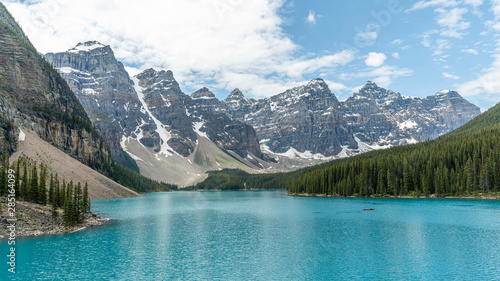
[20,160,28,200]
[83,182,90,213]
[28,164,38,202]
[38,163,47,205]
[14,160,20,199]
[63,184,74,226]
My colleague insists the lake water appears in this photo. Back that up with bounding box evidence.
[2,190,500,280]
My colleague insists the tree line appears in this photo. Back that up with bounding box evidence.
[190,103,500,198]
[0,155,90,226]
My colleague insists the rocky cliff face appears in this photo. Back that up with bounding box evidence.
[221,79,354,157]
[199,79,480,160]
[0,4,110,168]
[44,41,148,167]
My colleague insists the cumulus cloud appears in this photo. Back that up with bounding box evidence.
[306,10,316,24]
[3,0,354,98]
[364,52,387,67]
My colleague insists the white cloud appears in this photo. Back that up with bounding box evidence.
[364,52,387,67]
[306,10,316,24]
[433,39,452,55]
[324,80,348,92]
[391,39,403,45]
[464,0,484,6]
[341,65,413,89]
[392,52,400,59]
[458,39,500,108]
[462,48,479,55]
[442,72,460,79]
[436,7,471,38]
[492,0,500,18]
[282,50,356,79]
[421,34,433,47]
[354,23,379,47]
[406,0,460,12]
[4,0,353,99]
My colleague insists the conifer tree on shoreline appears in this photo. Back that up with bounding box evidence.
[0,156,91,226]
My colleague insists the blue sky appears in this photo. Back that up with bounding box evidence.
[4,0,500,110]
[282,0,499,108]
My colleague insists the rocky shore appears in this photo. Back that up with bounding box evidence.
[0,198,109,239]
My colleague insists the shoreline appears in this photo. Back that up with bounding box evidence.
[289,193,500,200]
[0,198,110,239]
[0,213,110,239]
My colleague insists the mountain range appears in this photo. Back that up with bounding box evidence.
[43,41,481,185]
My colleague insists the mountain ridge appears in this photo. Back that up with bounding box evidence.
[44,40,481,186]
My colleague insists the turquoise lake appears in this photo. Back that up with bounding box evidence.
[2,190,500,280]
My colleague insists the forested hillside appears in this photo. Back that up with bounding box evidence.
[288,103,500,197]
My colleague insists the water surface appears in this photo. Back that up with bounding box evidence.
[2,191,500,280]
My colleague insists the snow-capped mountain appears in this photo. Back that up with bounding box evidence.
[343,81,480,147]
[45,42,264,185]
[45,41,481,185]
[195,79,480,160]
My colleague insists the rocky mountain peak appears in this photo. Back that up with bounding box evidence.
[45,40,122,75]
[136,68,179,89]
[191,87,216,99]
[306,78,329,89]
[434,90,459,98]
[69,41,107,53]
[355,81,401,100]
[227,88,245,100]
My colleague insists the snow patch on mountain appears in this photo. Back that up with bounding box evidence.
[132,77,174,158]
[398,120,418,130]
[260,143,335,161]
[68,41,106,53]
[193,122,209,139]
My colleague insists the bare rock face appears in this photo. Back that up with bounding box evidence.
[134,69,262,158]
[0,4,111,168]
[135,69,196,157]
[44,41,150,167]
[216,80,481,158]
[191,87,221,112]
